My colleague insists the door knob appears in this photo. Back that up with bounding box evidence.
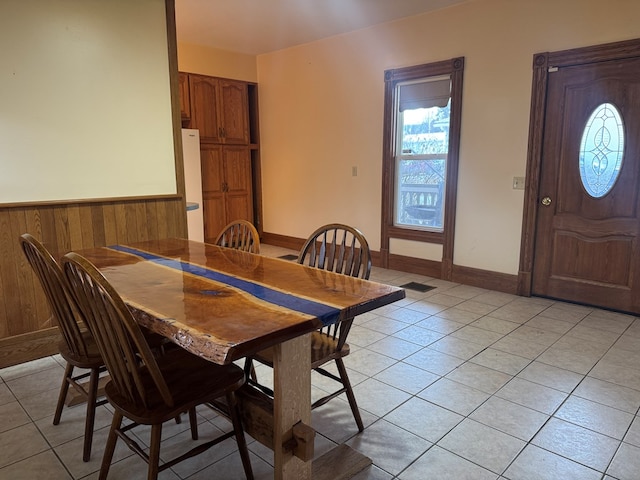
[541,196,552,206]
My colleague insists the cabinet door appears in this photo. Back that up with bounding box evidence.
[224,146,253,222]
[189,74,222,142]
[219,80,249,144]
[200,145,254,242]
[178,72,190,122]
[200,145,226,242]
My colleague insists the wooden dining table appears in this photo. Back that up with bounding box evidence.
[74,238,405,480]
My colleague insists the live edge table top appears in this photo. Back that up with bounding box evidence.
[75,238,405,365]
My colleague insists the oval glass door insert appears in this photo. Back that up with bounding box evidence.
[579,102,625,198]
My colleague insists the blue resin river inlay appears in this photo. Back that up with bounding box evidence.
[109,245,340,325]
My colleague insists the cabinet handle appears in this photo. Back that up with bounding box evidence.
[222,182,228,192]
[222,127,226,138]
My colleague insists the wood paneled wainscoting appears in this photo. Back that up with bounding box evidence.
[0,197,187,368]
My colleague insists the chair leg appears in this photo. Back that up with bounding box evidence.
[243,358,257,382]
[148,424,162,480]
[335,358,364,432]
[99,411,122,480]
[227,392,254,480]
[53,363,74,425]
[188,408,198,440]
[82,366,100,462]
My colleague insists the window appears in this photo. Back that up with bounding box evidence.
[381,58,464,272]
[396,77,451,231]
[579,102,624,198]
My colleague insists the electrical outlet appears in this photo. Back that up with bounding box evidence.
[513,176,525,190]
[352,166,358,177]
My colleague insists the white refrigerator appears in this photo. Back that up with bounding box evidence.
[182,128,204,242]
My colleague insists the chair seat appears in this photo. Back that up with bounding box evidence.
[253,331,350,369]
[105,347,245,425]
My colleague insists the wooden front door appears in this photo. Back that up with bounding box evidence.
[531,51,640,313]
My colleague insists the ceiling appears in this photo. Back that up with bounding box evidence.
[175,0,470,56]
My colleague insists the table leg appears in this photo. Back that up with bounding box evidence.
[272,333,312,480]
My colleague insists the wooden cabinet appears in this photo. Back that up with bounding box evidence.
[200,145,253,242]
[188,74,249,144]
[179,71,260,240]
[178,72,190,123]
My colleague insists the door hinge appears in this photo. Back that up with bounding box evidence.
[548,66,559,73]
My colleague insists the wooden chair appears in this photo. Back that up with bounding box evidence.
[215,220,260,254]
[61,251,253,480]
[246,223,372,432]
[20,233,108,462]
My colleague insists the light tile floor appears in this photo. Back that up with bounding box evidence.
[2,243,640,479]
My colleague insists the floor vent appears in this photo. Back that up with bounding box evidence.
[400,282,435,293]
[278,254,298,261]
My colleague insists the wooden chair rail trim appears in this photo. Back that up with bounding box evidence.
[0,193,182,210]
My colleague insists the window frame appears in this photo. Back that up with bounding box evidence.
[380,57,464,276]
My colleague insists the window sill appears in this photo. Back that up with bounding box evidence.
[387,226,443,244]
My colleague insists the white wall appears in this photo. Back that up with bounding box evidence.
[0,0,176,204]
[256,0,640,275]
[177,42,257,82]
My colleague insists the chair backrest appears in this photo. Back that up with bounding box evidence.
[214,220,260,254]
[298,224,372,348]
[297,223,371,280]
[61,252,174,408]
[19,233,92,358]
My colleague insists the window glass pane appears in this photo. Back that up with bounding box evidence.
[396,156,446,229]
[579,102,624,198]
[395,93,450,231]
[401,104,450,154]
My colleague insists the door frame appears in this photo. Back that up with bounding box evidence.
[518,37,640,296]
